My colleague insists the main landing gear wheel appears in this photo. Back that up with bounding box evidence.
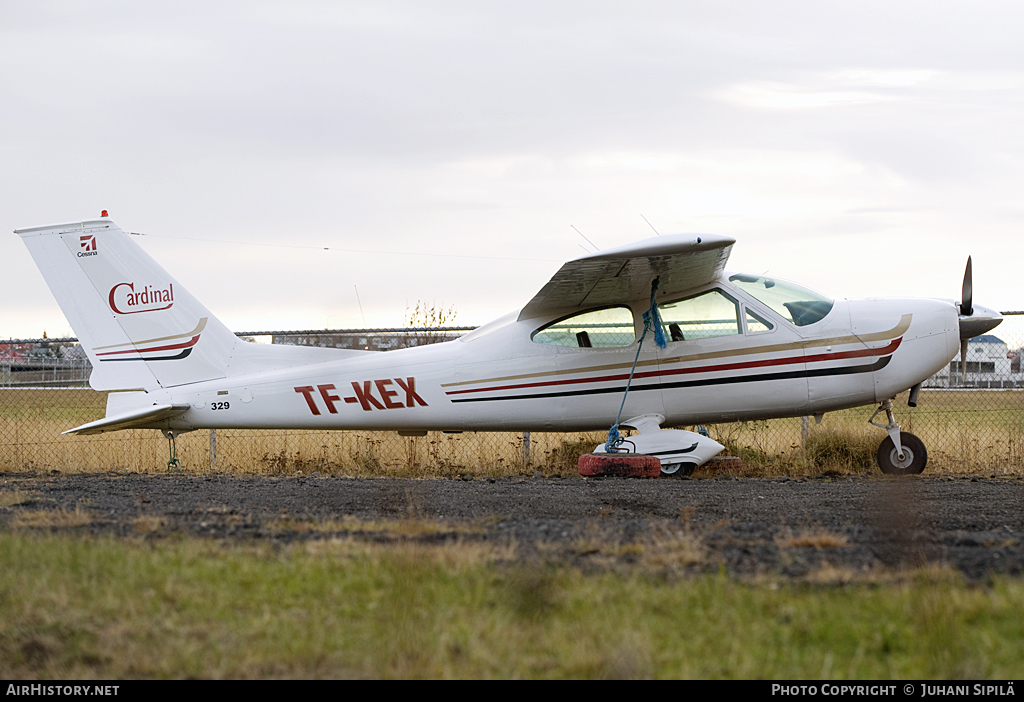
[578,453,661,478]
[876,432,927,475]
[659,462,697,478]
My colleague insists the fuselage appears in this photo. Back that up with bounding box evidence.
[146,274,961,434]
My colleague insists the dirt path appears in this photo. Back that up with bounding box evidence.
[2,472,1022,580]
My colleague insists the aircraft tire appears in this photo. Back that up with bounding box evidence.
[876,432,927,475]
[660,462,697,477]
[578,453,661,478]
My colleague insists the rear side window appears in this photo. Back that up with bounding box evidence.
[532,307,636,348]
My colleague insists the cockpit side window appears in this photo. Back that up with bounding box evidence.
[729,274,834,327]
[658,290,741,341]
[531,306,636,348]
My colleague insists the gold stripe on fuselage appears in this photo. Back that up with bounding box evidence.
[441,314,912,389]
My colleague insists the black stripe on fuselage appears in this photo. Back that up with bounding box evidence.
[649,444,700,456]
[99,348,194,362]
[449,356,891,403]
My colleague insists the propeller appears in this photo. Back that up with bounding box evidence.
[955,255,1003,384]
[959,256,972,382]
[960,257,973,317]
[959,338,969,385]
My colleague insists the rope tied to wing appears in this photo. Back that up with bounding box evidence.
[604,278,667,453]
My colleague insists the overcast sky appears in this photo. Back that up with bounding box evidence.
[3,1,1023,339]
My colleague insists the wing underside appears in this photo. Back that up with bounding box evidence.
[519,234,736,320]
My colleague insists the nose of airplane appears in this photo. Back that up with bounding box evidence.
[956,256,1002,340]
[958,303,1002,340]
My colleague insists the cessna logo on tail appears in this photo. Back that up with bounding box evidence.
[108,282,175,315]
[295,378,428,414]
[78,234,97,257]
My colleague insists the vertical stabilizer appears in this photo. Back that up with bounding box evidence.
[16,219,238,390]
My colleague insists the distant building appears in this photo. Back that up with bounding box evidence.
[270,330,468,351]
[1,340,91,387]
[925,335,1023,389]
[1,330,473,387]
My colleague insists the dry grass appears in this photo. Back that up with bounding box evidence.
[567,513,707,572]
[0,490,32,508]
[797,562,962,586]
[697,389,1024,477]
[130,515,167,534]
[300,536,519,566]
[776,529,850,549]
[266,514,487,537]
[2,387,1023,477]
[11,505,94,529]
[641,523,707,569]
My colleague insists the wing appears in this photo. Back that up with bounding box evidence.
[518,233,736,320]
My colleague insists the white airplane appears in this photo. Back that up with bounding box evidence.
[16,216,1002,476]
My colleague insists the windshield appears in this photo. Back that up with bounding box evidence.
[729,274,834,327]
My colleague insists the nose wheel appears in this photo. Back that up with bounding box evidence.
[876,431,927,475]
[869,399,927,475]
[660,462,697,477]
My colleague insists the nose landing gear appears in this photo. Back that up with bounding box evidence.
[869,399,927,475]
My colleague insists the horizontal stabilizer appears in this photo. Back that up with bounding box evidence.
[63,404,191,435]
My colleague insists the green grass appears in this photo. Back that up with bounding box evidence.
[1,533,1023,679]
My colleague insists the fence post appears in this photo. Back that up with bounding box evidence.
[209,429,217,471]
[801,416,809,447]
[522,431,531,465]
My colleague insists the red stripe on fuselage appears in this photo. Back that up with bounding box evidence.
[445,338,903,397]
[95,334,201,357]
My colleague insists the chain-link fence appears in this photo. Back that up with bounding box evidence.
[2,315,1022,475]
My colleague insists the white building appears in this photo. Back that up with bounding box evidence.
[925,335,1023,388]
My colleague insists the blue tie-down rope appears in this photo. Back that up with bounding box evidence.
[605,278,666,453]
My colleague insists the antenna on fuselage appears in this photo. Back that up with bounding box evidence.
[571,225,599,252]
[354,285,367,327]
[640,214,661,236]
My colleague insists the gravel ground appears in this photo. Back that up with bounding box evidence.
[2,471,1023,581]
